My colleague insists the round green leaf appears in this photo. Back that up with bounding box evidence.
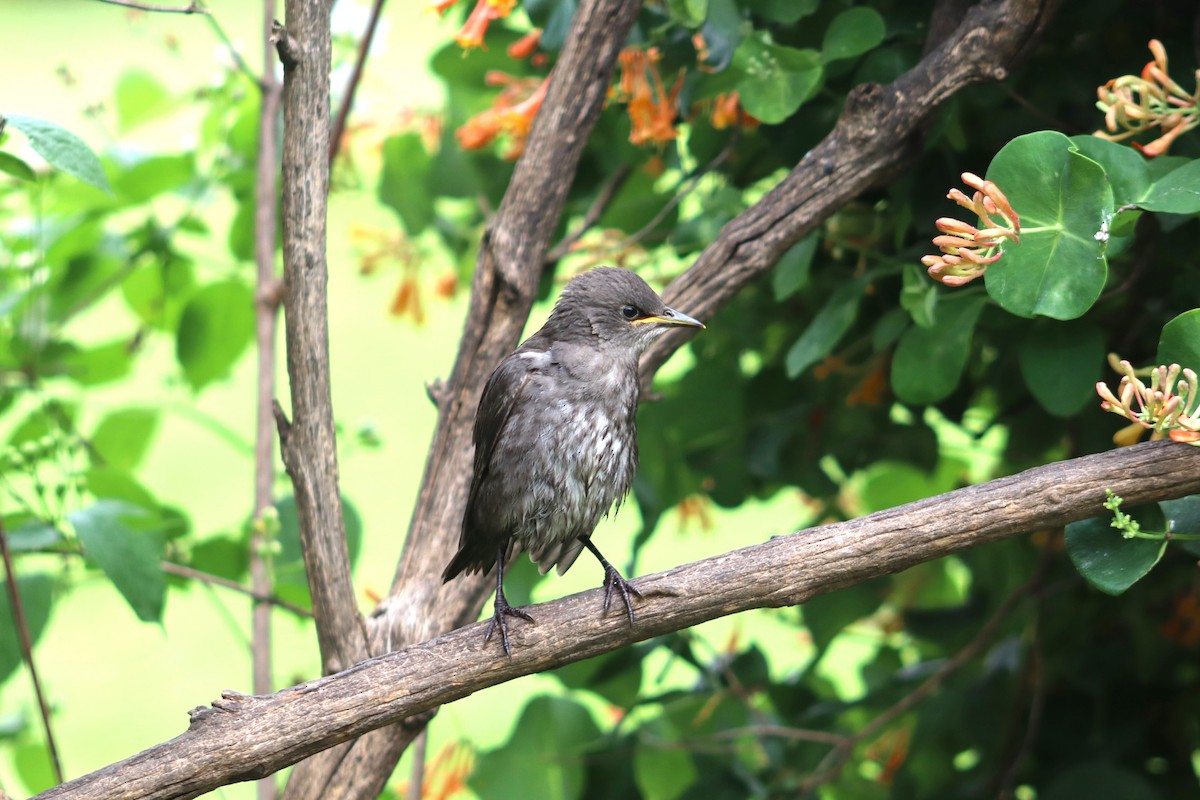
[1138,158,1200,214]
[891,292,987,404]
[70,500,166,622]
[1069,134,1151,208]
[176,280,255,392]
[91,408,160,471]
[5,114,112,194]
[733,33,822,124]
[634,739,696,800]
[1017,321,1105,417]
[1162,494,1200,558]
[1156,309,1200,371]
[984,131,1113,319]
[1065,504,1166,595]
[821,7,885,63]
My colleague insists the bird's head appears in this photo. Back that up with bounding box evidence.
[547,266,705,353]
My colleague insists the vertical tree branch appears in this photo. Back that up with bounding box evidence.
[328,0,387,166]
[252,1,285,799]
[0,519,62,784]
[276,0,369,676]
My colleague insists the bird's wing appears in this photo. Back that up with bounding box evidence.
[443,351,541,581]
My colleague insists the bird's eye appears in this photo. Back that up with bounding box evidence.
[621,305,640,320]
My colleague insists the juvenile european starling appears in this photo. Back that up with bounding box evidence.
[442,266,704,653]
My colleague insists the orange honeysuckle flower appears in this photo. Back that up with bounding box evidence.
[456,75,548,159]
[1096,358,1200,446]
[923,172,1020,286]
[455,0,517,50]
[1094,39,1200,156]
[507,28,541,59]
[429,0,460,14]
[613,46,683,146]
[710,92,759,130]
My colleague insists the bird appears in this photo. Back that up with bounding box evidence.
[442,266,705,654]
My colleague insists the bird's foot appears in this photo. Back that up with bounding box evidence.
[484,592,534,656]
[601,564,643,625]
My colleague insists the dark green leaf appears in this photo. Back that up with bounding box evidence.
[785,277,868,377]
[1065,505,1166,595]
[733,33,822,125]
[176,280,255,391]
[891,292,986,404]
[771,235,816,300]
[1162,495,1200,557]
[1138,158,1200,214]
[1156,309,1200,371]
[380,132,434,235]
[91,408,159,471]
[0,151,35,182]
[70,500,166,622]
[1069,135,1151,207]
[1017,321,1105,417]
[5,114,112,193]
[984,131,1112,319]
[1043,762,1161,800]
[821,7,885,63]
[745,0,817,24]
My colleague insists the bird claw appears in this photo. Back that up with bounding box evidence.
[484,594,535,656]
[601,564,642,625]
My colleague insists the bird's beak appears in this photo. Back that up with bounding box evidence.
[632,306,706,329]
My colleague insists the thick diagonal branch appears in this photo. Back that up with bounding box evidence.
[35,440,1200,800]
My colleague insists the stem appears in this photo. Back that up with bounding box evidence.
[0,518,63,784]
[329,0,388,166]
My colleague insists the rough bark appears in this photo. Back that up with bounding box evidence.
[35,440,1200,800]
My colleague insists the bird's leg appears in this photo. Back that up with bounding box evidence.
[579,536,642,624]
[484,544,534,656]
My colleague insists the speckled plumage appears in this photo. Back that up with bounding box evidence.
[442,266,704,653]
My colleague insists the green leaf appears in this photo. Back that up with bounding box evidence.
[984,131,1112,319]
[0,151,35,182]
[176,280,255,391]
[1043,762,1161,800]
[0,574,54,687]
[771,235,816,300]
[61,339,134,386]
[111,153,195,204]
[380,132,434,235]
[1069,135,1151,207]
[900,263,937,328]
[891,292,986,404]
[1162,494,1200,557]
[14,739,57,794]
[554,647,644,708]
[91,408,159,471]
[1138,158,1200,213]
[667,0,707,26]
[114,70,173,132]
[1017,321,1105,417]
[1156,309,1200,370]
[784,277,868,377]
[634,739,696,800]
[745,0,817,24]
[121,254,195,331]
[273,494,363,608]
[4,114,112,193]
[803,581,884,652]
[1065,504,1167,595]
[821,7,886,63]
[733,33,822,125]
[70,500,166,622]
[470,696,600,800]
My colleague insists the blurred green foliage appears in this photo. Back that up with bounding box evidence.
[2,0,1200,798]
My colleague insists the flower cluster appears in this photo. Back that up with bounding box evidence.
[921,172,1020,286]
[1095,39,1200,156]
[1096,357,1200,445]
[612,47,683,147]
[455,72,549,160]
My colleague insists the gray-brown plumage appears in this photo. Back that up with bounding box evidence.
[442,266,704,654]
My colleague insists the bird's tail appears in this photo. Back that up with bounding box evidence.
[441,548,472,583]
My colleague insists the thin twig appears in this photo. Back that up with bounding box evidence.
[799,574,1041,793]
[161,562,311,618]
[0,519,63,784]
[329,0,388,166]
[94,0,208,13]
[608,132,739,255]
[544,164,634,262]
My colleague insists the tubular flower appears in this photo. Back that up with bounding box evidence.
[1095,39,1200,156]
[454,0,517,50]
[456,74,548,159]
[1096,356,1200,445]
[507,28,541,59]
[710,92,759,130]
[612,47,683,146]
[922,172,1020,286]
